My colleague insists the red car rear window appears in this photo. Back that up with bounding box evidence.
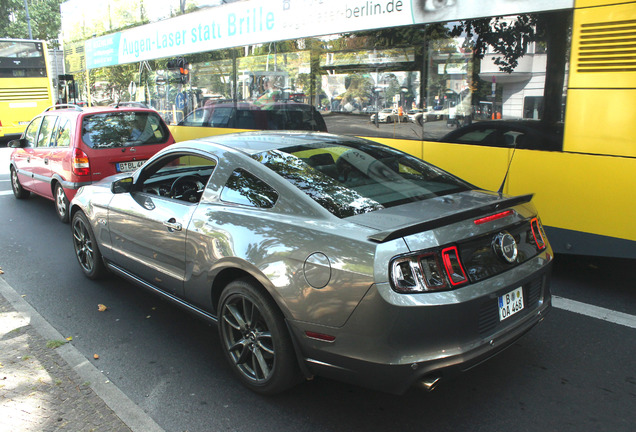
[81,112,169,149]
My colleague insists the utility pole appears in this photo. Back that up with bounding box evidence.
[23,0,33,39]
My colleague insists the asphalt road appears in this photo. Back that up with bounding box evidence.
[1,146,635,432]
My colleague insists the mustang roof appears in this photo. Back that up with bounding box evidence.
[194,131,359,155]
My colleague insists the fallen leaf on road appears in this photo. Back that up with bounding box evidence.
[97,304,108,312]
[93,354,100,360]
[65,336,73,341]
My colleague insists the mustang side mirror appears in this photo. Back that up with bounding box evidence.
[111,177,134,194]
[8,138,27,148]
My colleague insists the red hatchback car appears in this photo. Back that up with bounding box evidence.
[9,104,175,222]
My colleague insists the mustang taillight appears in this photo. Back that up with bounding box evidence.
[419,253,447,290]
[530,217,547,250]
[390,247,467,293]
[72,148,90,176]
[441,246,468,286]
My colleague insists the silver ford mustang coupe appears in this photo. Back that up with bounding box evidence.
[70,131,552,395]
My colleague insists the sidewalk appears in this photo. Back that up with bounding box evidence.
[0,276,164,432]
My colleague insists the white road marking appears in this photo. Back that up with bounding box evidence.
[0,190,13,196]
[553,296,636,329]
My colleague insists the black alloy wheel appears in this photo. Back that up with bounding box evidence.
[72,211,106,279]
[218,279,301,395]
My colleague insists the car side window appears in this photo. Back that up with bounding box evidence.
[137,154,217,203]
[210,107,233,127]
[221,168,278,209]
[36,116,58,148]
[181,108,208,127]
[52,117,71,148]
[24,117,43,147]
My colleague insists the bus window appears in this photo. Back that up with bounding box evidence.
[74,0,635,258]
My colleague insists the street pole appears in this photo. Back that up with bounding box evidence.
[23,0,33,39]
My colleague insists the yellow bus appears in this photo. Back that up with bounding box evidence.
[0,39,54,140]
[79,0,635,258]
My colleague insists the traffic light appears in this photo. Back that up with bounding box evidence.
[166,57,189,84]
[179,65,189,83]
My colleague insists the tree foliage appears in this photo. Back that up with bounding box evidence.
[0,0,64,47]
[450,15,539,74]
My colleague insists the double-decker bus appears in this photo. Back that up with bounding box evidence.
[78,0,635,258]
[0,38,54,140]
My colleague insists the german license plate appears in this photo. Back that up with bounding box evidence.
[117,160,146,172]
[498,287,524,321]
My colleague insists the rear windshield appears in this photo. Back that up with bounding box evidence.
[82,112,169,149]
[253,138,472,218]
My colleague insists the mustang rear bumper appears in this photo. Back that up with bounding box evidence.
[288,258,552,394]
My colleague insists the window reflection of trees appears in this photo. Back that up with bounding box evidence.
[254,150,384,219]
[222,169,278,209]
[196,206,376,324]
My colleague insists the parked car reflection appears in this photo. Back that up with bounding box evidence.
[440,120,564,151]
[178,101,327,132]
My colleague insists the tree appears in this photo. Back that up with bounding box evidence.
[91,63,137,104]
[0,0,64,47]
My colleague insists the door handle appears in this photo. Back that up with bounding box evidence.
[44,158,49,165]
[163,218,182,232]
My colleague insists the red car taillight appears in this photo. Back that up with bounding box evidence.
[72,148,90,176]
[390,246,468,293]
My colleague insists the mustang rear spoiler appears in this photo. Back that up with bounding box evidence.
[368,193,534,243]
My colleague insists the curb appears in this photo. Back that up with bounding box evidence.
[0,276,165,432]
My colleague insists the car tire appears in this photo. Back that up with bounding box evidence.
[71,211,106,280]
[10,167,30,199]
[218,279,302,395]
[54,183,70,223]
